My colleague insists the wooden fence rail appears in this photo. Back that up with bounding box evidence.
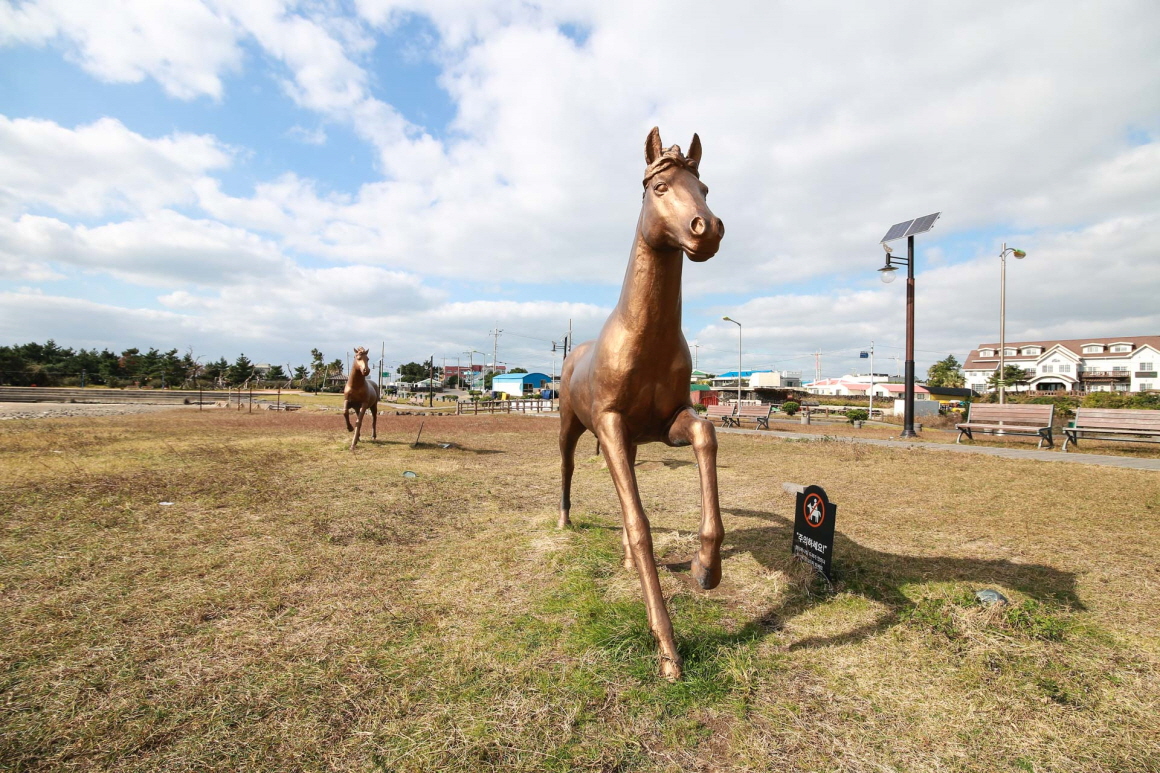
[456,399,556,415]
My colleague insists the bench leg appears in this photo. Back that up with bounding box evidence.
[956,429,970,444]
[1038,429,1053,450]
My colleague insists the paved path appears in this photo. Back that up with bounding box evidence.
[719,426,1160,471]
[0,402,198,421]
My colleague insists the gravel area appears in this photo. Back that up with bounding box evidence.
[0,402,197,420]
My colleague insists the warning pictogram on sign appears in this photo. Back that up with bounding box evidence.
[791,484,837,580]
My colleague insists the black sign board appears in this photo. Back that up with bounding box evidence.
[792,484,836,580]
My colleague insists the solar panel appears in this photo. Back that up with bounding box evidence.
[880,220,913,243]
[903,212,941,238]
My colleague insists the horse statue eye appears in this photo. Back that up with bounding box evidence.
[654,182,668,194]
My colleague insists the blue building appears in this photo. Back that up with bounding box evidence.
[491,371,553,397]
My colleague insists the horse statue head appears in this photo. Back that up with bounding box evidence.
[352,347,371,376]
[639,126,724,262]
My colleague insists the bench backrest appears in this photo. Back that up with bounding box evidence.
[1074,407,1160,430]
[736,405,771,418]
[967,402,1054,425]
[706,405,735,418]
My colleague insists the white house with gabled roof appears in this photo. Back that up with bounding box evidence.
[963,336,1160,394]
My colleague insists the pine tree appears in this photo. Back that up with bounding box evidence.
[227,354,255,385]
[926,355,965,388]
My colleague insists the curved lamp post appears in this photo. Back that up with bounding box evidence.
[998,243,1027,404]
[723,316,742,406]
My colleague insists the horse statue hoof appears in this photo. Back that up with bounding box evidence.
[660,654,683,682]
[691,553,721,590]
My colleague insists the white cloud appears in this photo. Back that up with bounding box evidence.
[2,1,1159,372]
[285,125,328,145]
[0,116,232,217]
[688,212,1160,377]
[0,210,289,287]
[0,287,600,370]
[0,0,242,99]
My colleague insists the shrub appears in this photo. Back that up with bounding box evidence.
[781,401,800,416]
[846,409,869,424]
[692,403,707,414]
[1082,391,1160,410]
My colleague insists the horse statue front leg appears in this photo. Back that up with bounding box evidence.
[596,412,683,681]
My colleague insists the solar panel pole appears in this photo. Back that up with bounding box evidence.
[880,213,939,438]
[902,234,917,437]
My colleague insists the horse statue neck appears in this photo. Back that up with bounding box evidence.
[346,365,366,391]
[614,226,684,336]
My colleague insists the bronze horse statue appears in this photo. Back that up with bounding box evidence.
[559,127,725,681]
[343,347,379,450]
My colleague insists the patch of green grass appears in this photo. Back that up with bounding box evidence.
[1003,599,1071,641]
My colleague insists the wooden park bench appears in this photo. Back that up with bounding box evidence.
[1062,408,1160,451]
[956,403,1055,449]
[706,404,737,427]
[735,404,772,429]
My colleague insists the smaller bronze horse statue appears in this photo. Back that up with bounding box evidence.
[343,347,379,450]
[559,127,725,680]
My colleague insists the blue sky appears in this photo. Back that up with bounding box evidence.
[1,1,1158,378]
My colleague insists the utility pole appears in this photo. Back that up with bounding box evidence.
[691,342,701,371]
[814,350,822,383]
[380,341,385,394]
[490,326,503,378]
[868,341,874,420]
[428,354,434,407]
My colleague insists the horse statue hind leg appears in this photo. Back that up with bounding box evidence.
[558,127,726,680]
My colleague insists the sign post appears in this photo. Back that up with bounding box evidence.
[787,483,837,580]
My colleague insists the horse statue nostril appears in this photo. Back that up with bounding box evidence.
[716,219,725,237]
[690,216,706,236]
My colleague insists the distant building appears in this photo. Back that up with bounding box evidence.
[963,336,1160,394]
[805,375,922,398]
[491,371,553,397]
[711,369,802,390]
[749,370,803,389]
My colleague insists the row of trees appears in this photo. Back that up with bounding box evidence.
[0,340,337,389]
[0,341,532,391]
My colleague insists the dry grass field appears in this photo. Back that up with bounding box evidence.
[2,410,1159,772]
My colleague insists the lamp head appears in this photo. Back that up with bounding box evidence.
[1012,249,1026,259]
[878,264,898,283]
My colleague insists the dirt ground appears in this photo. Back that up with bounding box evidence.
[2,408,1158,772]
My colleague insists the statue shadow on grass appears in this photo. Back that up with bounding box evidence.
[663,506,1083,651]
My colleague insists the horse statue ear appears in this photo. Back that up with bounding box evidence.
[645,126,663,165]
[688,133,702,166]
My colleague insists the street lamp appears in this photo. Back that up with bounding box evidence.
[723,316,742,406]
[878,212,941,438]
[998,243,1028,404]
